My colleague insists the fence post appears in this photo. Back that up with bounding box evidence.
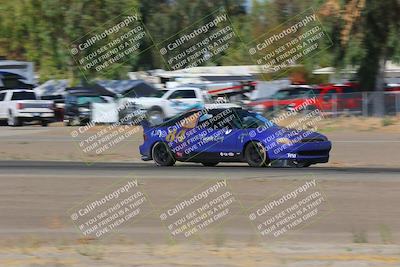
[362,92,368,117]
[332,94,337,117]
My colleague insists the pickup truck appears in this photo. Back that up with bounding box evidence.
[0,89,54,126]
[119,87,211,124]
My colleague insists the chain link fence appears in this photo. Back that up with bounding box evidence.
[260,92,400,117]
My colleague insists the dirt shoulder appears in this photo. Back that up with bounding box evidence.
[0,177,399,266]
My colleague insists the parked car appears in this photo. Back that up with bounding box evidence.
[248,85,320,113]
[140,106,331,167]
[308,84,362,113]
[63,88,113,126]
[0,89,54,126]
[385,84,400,92]
[249,84,362,114]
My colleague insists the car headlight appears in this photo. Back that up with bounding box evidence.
[276,137,292,144]
[78,107,90,112]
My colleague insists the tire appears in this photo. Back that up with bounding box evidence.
[41,120,48,127]
[63,115,71,126]
[8,112,21,127]
[147,108,164,125]
[201,162,219,167]
[152,142,175,166]
[244,141,269,167]
[71,116,82,126]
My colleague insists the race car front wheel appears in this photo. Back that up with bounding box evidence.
[244,141,269,167]
[152,142,176,166]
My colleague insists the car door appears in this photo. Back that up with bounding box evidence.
[320,88,339,112]
[64,95,78,118]
[167,89,202,112]
[193,109,242,157]
[340,87,362,110]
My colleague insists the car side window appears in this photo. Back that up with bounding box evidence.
[312,89,322,96]
[168,90,196,99]
[65,95,77,105]
[343,87,356,94]
[125,90,138,98]
[197,110,234,129]
[323,89,337,100]
[302,89,318,98]
[0,92,5,101]
[287,88,313,99]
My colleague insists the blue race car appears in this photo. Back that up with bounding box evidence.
[140,106,331,167]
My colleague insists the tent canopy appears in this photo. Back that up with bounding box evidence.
[35,80,157,99]
[96,80,158,97]
[0,71,32,90]
[66,84,116,97]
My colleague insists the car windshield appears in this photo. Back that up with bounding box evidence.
[231,109,276,129]
[146,90,168,98]
[270,90,291,100]
[269,88,318,100]
[77,96,105,105]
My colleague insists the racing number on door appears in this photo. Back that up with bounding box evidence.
[166,129,186,142]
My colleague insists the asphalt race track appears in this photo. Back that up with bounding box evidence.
[0,160,399,180]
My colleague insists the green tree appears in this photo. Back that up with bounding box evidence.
[141,0,246,69]
[0,0,139,83]
[319,0,400,116]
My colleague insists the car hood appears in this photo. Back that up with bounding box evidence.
[124,97,164,106]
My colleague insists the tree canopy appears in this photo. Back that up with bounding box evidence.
[1,0,399,113]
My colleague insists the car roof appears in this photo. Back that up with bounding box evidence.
[170,86,200,90]
[289,85,314,88]
[278,86,315,91]
[0,89,35,93]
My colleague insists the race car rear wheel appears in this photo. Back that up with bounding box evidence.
[152,142,175,166]
[201,162,219,167]
[244,141,269,167]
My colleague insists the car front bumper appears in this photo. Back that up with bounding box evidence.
[267,141,332,162]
